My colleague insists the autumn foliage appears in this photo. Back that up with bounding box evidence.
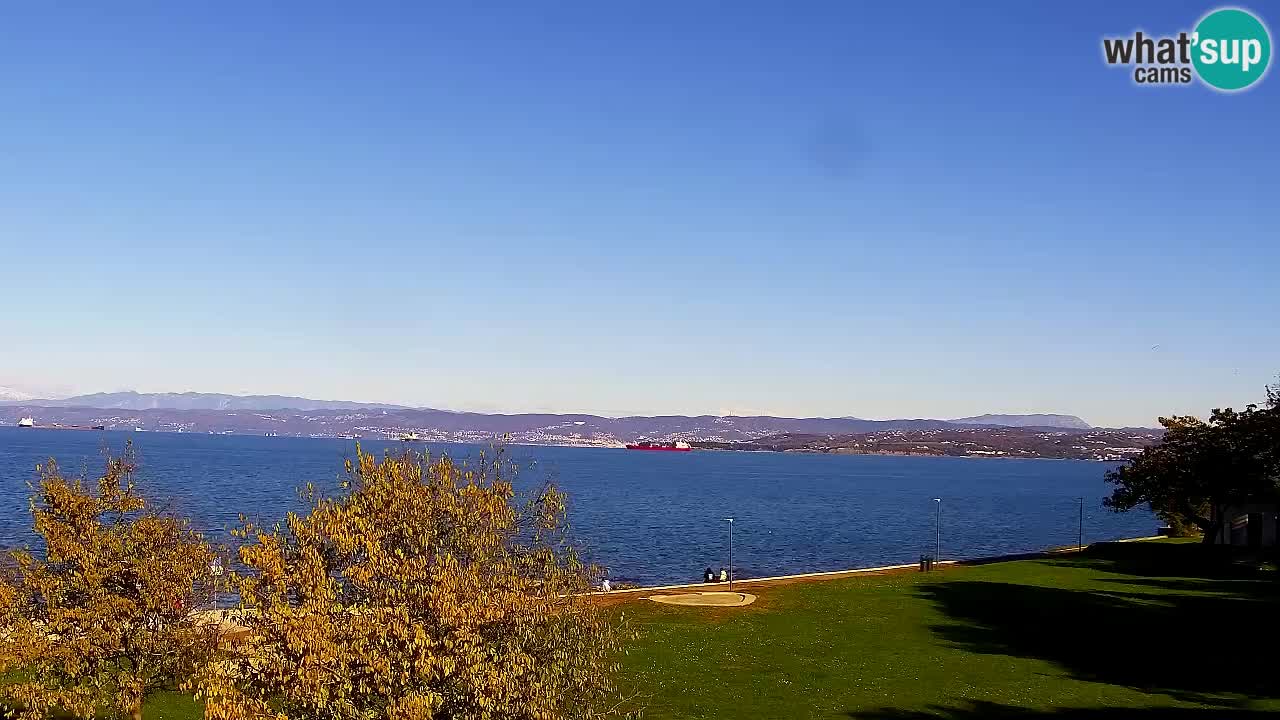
[0,448,219,720]
[196,446,628,720]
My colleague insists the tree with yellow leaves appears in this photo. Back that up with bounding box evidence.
[0,447,220,720]
[198,446,630,720]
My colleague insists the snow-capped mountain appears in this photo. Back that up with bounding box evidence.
[0,385,41,402]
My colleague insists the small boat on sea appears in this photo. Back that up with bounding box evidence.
[400,432,422,442]
[17,417,35,428]
[625,440,692,452]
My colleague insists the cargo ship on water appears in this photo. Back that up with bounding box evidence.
[625,440,692,452]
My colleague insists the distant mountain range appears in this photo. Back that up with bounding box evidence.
[2,390,1094,428]
[0,386,40,402]
[7,391,409,412]
[0,390,1104,445]
[949,414,1092,430]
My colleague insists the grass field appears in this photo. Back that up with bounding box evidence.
[6,540,1278,719]
[620,540,1280,719]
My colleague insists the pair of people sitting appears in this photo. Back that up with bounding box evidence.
[703,566,729,583]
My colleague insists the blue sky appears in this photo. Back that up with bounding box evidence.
[2,1,1277,426]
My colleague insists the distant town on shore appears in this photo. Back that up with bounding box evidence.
[1,390,1159,461]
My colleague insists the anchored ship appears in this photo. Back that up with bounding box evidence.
[17,417,35,428]
[625,440,691,452]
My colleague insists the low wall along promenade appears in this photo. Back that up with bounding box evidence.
[598,536,1165,599]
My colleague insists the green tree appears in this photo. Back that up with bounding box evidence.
[0,447,220,720]
[1104,395,1280,543]
[198,446,630,720]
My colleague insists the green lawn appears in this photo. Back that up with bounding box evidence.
[620,540,1280,719]
[7,540,1278,719]
[0,684,200,720]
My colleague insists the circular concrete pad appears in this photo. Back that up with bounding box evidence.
[647,591,757,607]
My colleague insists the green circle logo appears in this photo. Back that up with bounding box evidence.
[1192,8,1272,91]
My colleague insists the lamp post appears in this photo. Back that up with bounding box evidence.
[1078,497,1084,552]
[724,517,735,591]
[933,499,941,563]
[210,557,224,614]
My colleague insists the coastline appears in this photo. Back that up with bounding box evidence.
[592,536,1167,602]
[4,425,1131,462]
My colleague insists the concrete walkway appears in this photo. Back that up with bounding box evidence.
[596,536,1166,599]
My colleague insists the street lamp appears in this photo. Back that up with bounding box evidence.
[723,518,735,591]
[210,557,224,614]
[1078,497,1084,552]
[933,499,941,562]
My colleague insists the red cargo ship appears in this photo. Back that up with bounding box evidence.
[625,441,692,452]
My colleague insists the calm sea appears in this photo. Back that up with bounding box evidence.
[0,427,1156,585]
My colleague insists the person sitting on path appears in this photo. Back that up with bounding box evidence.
[719,567,728,582]
[704,567,715,582]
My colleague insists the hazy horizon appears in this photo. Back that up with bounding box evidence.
[0,382,1227,428]
[3,1,1276,428]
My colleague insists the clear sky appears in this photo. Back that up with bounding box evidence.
[2,1,1277,427]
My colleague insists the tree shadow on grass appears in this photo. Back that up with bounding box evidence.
[1042,541,1275,581]
[1098,575,1280,601]
[917,577,1277,703]
[848,700,1278,719]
